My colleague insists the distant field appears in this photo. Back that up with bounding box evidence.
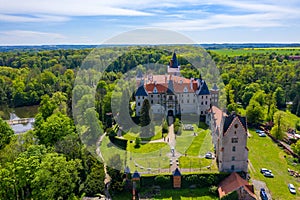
[211,48,300,56]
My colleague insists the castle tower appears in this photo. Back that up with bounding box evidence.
[210,83,219,107]
[168,52,180,76]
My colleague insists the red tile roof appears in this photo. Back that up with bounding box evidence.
[143,75,199,93]
[211,106,225,128]
[145,83,168,93]
[218,173,256,199]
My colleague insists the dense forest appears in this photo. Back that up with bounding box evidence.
[0,46,300,199]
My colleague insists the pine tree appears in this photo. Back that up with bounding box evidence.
[139,99,150,127]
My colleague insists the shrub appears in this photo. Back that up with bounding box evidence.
[162,119,168,133]
[209,185,218,195]
[134,137,141,148]
[154,175,170,187]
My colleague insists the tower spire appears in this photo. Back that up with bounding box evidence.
[170,51,179,68]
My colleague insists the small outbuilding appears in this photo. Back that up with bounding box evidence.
[173,168,181,188]
[218,172,256,200]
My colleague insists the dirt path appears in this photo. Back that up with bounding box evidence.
[252,179,272,200]
[96,133,112,200]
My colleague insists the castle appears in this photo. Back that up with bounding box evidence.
[135,52,219,121]
[134,52,249,173]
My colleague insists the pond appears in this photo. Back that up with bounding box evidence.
[1,105,39,134]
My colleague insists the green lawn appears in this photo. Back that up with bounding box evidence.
[127,142,167,153]
[176,125,213,156]
[211,48,300,57]
[248,129,300,200]
[100,135,171,171]
[122,126,164,141]
[153,188,218,200]
[178,156,211,169]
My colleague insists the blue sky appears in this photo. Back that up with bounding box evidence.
[0,0,300,45]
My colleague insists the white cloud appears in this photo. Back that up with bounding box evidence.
[0,14,69,23]
[0,30,66,45]
[0,0,153,23]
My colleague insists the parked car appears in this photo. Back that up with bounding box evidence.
[256,130,265,133]
[260,168,272,174]
[288,183,296,194]
[259,132,267,137]
[263,171,274,178]
[260,188,268,200]
[205,152,213,159]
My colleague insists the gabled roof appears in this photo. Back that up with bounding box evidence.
[218,172,256,199]
[223,114,247,135]
[132,170,140,179]
[197,80,210,95]
[173,168,181,176]
[135,85,148,96]
[212,106,226,128]
[212,83,219,91]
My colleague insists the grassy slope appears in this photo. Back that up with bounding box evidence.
[248,129,300,200]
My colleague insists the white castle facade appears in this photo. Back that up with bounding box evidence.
[135,52,219,119]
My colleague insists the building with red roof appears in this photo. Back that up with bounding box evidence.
[135,52,217,120]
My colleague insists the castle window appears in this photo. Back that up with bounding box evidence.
[158,95,160,97]
[232,156,235,161]
[206,96,208,99]
[151,100,153,104]
[232,146,236,152]
[151,94,153,98]
[205,101,207,105]
[138,102,140,106]
[231,165,235,171]
[232,138,238,143]
[201,102,203,105]
[187,100,189,103]
[201,111,203,115]
[202,96,203,99]
[138,96,140,100]
[234,124,238,128]
[193,99,195,103]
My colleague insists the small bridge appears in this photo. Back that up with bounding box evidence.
[6,118,35,125]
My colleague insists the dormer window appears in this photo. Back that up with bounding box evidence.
[183,87,188,93]
[153,87,158,94]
